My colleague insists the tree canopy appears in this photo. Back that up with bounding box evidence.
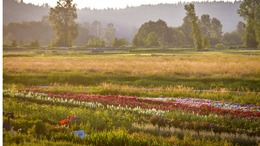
[238,0,260,48]
[49,0,78,47]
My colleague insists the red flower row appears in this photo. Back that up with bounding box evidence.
[23,90,260,119]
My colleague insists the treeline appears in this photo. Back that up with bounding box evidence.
[3,17,243,49]
[133,0,260,49]
[3,0,260,49]
[3,20,127,47]
[132,18,244,49]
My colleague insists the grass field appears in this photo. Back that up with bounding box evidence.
[3,48,260,145]
[4,49,260,92]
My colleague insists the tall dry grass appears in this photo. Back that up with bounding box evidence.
[3,54,260,77]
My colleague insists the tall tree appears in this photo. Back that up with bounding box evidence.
[238,0,260,48]
[200,14,211,47]
[91,21,102,37]
[181,16,193,45]
[255,5,260,47]
[184,4,204,50]
[49,0,78,47]
[236,21,246,44]
[200,14,211,37]
[102,23,116,46]
[210,18,223,45]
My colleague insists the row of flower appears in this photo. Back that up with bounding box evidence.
[20,89,260,119]
[145,97,260,111]
[3,89,166,116]
[148,115,259,137]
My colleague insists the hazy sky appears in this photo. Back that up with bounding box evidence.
[23,0,237,9]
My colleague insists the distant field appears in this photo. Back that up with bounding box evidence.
[4,49,260,92]
[4,53,260,77]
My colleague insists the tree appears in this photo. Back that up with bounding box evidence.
[146,32,160,47]
[222,32,243,46]
[87,39,93,47]
[200,14,211,38]
[181,15,193,45]
[238,0,260,48]
[132,19,168,47]
[255,5,260,47]
[171,27,186,47]
[112,38,127,47]
[49,0,78,47]
[29,40,40,48]
[200,14,211,47]
[91,21,102,37]
[11,40,17,47]
[210,18,223,45]
[184,4,204,50]
[19,40,24,47]
[93,37,101,47]
[102,23,116,46]
[236,21,246,35]
[221,21,244,46]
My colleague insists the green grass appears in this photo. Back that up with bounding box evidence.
[4,71,260,91]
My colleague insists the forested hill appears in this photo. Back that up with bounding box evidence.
[4,0,243,40]
[3,0,49,23]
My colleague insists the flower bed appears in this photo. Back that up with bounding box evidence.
[19,89,260,118]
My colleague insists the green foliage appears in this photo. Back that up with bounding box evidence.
[238,0,260,48]
[245,19,258,48]
[236,21,245,40]
[133,19,169,47]
[112,38,128,47]
[214,43,226,50]
[102,23,116,45]
[49,0,78,47]
[222,31,243,46]
[133,19,189,48]
[11,40,17,47]
[3,21,54,46]
[255,5,260,48]
[145,32,160,47]
[29,40,40,48]
[221,21,244,46]
[200,15,211,38]
[184,4,204,50]
[87,37,105,47]
[200,14,223,46]
[210,18,223,45]
[181,16,193,45]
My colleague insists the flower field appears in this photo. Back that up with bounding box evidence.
[3,88,260,145]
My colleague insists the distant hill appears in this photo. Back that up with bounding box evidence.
[3,0,49,23]
[3,0,243,42]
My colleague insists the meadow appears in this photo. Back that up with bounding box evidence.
[3,48,260,145]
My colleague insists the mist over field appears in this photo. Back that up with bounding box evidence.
[4,0,243,44]
[3,0,260,145]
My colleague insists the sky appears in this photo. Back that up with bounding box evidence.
[22,0,237,9]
